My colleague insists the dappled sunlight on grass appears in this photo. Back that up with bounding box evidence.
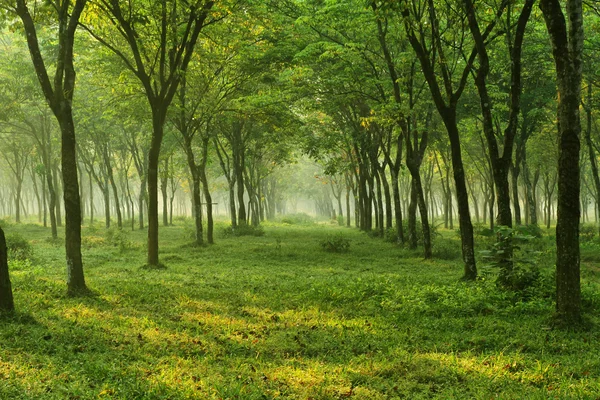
[1,221,599,398]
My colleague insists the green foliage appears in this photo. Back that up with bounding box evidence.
[104,228,133,252]
[480,225,543,293]
[5,233,33,261]
[433,240,463,260]
[81,235,106,249]
[221,224,265,237]
[579,224,597,243]
[320,233,350,253]
[279,213,314,225]
[383,227,399,243]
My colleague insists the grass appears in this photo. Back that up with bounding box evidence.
[0,218,599,399]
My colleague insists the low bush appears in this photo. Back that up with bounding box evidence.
[320,233,350,253]
[82,235,106,249]
[580,224,597,243]
[105,228,133,252]
[480,225,543,293]
[221,224,265,237]
[6,232,33,260]
[279,213,314,225]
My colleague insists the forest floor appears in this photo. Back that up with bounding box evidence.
[1,216,600,399]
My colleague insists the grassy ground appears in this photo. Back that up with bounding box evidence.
[1,217,599,399]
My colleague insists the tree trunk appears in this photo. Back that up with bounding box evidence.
[374,167,384,236]
[380,166,393,229]
[147,109,165,266]
[53,166,62,227]
[390,169,404,244]
[59,115,86,294]
[88,169,94,225]
[408,179,418,249]
[445,116,477,280]
[161,157,169,227]
[511,163,522,225]
[0,227,14,312]
[103,184,110,229]
[200,137,213,244]
[540,0,583,322]
[106,152,122,229]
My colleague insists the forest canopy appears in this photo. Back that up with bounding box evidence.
[0,0,594,324]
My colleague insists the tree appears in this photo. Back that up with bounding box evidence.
[84,0,216,266]
[398,0,491,279]
[463,0,534,227]
[13,0,87,294]
[540,0,584,322]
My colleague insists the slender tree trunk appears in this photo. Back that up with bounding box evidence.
[138,180,146,230]
[103,185,110,229]
[88,170,94,225]
[390,169,404,244]
[229,182,237,228]
[511,163,522,225]
[161,157,169,227]
[408,179,418,249]
[200,137,213,244]
[374,167,384,236]
[53,166,62,227]
[380,167,393,230]
[346,186,351,227]
[106,157,122,229]
[147,110,165,266]
[15,179,22,224]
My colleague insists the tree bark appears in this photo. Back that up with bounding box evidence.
[540,0,583,322]
[147,108,166,266]
[0,227,14,312]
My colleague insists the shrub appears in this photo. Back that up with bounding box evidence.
[433,241,462,260]
[480,225,542,293]
[279,213,314,225]
[82,236,106,249]
[320,233,350,253]
[383,227,398,243]
[579,224,597,243]
[105,228,133,252]
[6,233,33,260]
[221,224,265,237]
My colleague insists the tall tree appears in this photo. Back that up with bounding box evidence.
[463,0,534,227]
[13,0,87,294]
[398,0,498,279]
[540,0,584,322]
[84,0,216,266]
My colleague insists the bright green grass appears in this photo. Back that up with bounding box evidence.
[1,219,599,399]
